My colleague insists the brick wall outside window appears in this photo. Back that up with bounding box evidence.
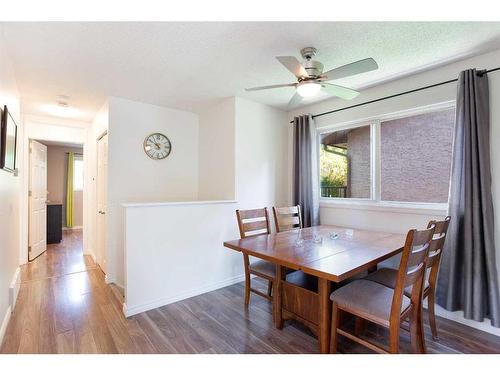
[380,109,454,203]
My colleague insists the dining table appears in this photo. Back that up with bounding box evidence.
[223,225,406,354]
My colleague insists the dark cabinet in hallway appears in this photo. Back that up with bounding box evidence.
[47,203,62,244]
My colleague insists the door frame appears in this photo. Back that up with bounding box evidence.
[95,130,108,274]
[19,115,90,266]
[25,137,86,262]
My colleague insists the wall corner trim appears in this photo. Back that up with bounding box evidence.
[84,248,96,263]
[0,306,12,349]
[9,267,21,311]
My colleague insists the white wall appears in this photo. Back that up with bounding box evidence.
[123,200,239,316]
[123,97,288,315]
[198,98,235,200]
[23,116,87,143]
[289,48,500,333]
[235,97,289,208]
[0,28,22,345]
[106,97,200,286]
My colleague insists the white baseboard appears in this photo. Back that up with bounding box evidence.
[424,300,500,337]
[118,269,500,337]
[374,267,500,338]
[104,274,115,284]
[123,274,246,317]
[84,248,96,262]
[0,306,12,349]
[104,274,124,290]
[9,267,21,311]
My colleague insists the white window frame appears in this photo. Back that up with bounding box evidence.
[317,100,455,215]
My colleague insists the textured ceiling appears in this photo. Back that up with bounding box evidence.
[3,22,500,121]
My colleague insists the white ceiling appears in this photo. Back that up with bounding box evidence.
[4,22,500,122]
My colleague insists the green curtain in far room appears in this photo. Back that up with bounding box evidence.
[66,152,74,228]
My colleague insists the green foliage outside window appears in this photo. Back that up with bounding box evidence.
[320,145,348,197]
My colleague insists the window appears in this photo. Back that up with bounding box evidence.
[319,104,455,206]
[320,125,371,198]
[380,109,454,203]
[73,157,84,191]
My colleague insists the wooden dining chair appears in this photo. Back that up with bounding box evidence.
[272,205,302,233]
[329,225,435,354]
[364,216,451,340]
[235,208,276,306]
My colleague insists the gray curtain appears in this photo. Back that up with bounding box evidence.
[437,69,500,327]
[293,114,319,227]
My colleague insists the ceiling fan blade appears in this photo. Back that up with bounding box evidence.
[245,83,296,92]
[321,58,378,81]
[276,56,309,78]
[287,92,303,108]
[322,83,360,100]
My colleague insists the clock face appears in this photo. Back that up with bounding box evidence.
[144,133,172,160]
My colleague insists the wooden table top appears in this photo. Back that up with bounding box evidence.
[223,225,406,282]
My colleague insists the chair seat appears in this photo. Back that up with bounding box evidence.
[330,279,411,326]
[364,268,429,297]
[249,260,276,278]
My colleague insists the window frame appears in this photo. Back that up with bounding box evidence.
[317,100,455,215]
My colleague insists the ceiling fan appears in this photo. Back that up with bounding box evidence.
[245,47,378,108]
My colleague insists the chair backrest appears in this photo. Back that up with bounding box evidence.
[235,208,271,239]
[272,205,302,233]
[425,216,451,287]
[390,225,435,324]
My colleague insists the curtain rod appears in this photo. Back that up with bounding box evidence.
[290,66,500,123]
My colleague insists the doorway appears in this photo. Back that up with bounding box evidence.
[96,132,108,273]
[28,139,85,261]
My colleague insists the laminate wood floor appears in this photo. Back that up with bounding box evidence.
[21,229,95,283]
[2,230,500,354]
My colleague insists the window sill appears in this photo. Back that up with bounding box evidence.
[319,199,448,216]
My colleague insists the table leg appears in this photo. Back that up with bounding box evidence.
[367,265,378,273]
[274,265,284,329]
[318,278,332,354]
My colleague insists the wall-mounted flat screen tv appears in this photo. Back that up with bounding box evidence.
[1,105,18,172]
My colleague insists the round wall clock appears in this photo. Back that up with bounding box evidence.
[143,133,172,160]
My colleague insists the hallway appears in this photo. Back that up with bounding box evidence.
[2,230,500,354]
[0,230,127,353]
[21,230,94,282]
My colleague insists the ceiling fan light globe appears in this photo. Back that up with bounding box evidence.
[296,82,321,97]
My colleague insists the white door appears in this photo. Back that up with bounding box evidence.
[29,140,47,261]
[96,133,108,273]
